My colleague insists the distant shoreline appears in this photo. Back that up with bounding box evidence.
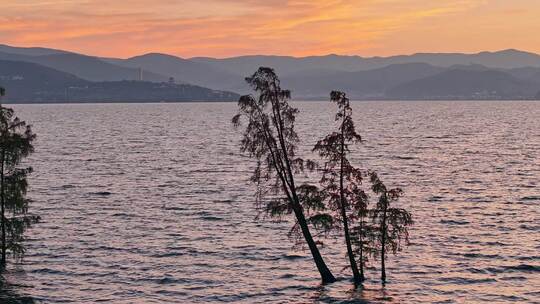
[4,98,540,105]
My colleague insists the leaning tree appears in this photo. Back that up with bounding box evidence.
[232,67,336,283]
[0,88,39,266]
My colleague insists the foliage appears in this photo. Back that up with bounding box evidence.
[313,91,369,284]
[369,171,413,281]
[232,67,335,283]
[0,89,39,266]
[313,90,413,284]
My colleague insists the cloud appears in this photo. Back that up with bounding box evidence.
[1,0,537,57]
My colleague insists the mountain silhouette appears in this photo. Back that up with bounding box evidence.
[192,49,540,76]
[105,53,241,90]
[0,51,168,82]
[281,63,445,99]
[387,69,539,99]
[0,44,69,56]
[1,44,540,100]
[0,60,238,103]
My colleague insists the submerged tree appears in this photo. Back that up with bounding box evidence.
[232,67,336,283]
[0,88,38,266]
[369,172,413,282]
[313,91,368,285]
[350,199,377,283]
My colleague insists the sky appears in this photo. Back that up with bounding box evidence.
[1,0,539,58]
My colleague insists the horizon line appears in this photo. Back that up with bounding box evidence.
[1,44,538,60]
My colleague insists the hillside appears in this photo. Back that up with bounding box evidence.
[0,60,238,103]
[107,53,241,90]
[387,69,539,100]
[0,60,87,102]
[0,44,69,56]
[281,63,445,99]
[0,51,168,82]
[2,44,540,100]
[192,49,540,76]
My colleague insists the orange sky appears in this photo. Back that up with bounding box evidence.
[1,0,539,58]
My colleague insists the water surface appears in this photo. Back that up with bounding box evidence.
[2,101,539,303]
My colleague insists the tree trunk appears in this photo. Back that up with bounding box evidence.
[381,245,386,283]
[263,128,336,284]
[340,173,361,284]
[359,219,365,281]
[291,194,336,284]
[339,111,361,285]
[271,96,336,284]
[342,205,361,285]
[0,149,5,266]
[380,197,388,283]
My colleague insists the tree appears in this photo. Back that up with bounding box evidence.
[350,197,377,283]
[369,171,413,282]
[313,91,367,285]
[0,88,38,266]
[232,67,336,283]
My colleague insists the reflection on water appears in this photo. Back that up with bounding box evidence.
[0,101,538,303]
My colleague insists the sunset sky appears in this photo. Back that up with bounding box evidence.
[1,0,539,58]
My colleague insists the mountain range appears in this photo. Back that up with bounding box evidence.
[1,44,540,102]
[0,60,238,103]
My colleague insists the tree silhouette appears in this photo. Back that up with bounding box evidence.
[232,67,336,283]
[350,195,377,283]
[0,88,38,266]
[369,172,413,282]
[313,91,367,285]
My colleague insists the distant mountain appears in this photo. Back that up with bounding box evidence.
[106,53,242,90]
[192,49,540,76]
[189,50,540,98]
[282,63,540,100]
[64,81,239,103]
[446,63,493,71]
[191,54,365,76]
[505,66,540,83]
[0,60,86,102]
[378,49,540,70]
[29,53,169,82]
[0,60,238,103]
[0,44,69,56]
[0,51,168,82]
[387,69,539,99]
[0,51,28,62]
[281,63,445,99]
[2,44,540,100]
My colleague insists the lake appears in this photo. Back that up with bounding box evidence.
[1,101,539,303]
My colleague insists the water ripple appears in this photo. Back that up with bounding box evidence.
[1,101,538,303]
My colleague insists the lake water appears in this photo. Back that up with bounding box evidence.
[1,101,539,303]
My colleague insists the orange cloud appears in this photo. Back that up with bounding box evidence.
[0,0,538,58]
